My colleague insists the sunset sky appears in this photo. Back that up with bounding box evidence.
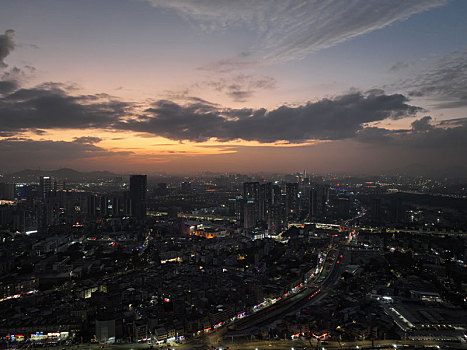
[0,0,466,176]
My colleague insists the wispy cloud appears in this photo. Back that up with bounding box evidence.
[166,74,276,102]
[205,74,276,102]
[400,50,467,109]
[144,0,448,63]
[389,61,411,72]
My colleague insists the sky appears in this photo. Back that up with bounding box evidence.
[0,0,466,176]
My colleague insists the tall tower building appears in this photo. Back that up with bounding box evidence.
[243,182,259,227]
[243,200,256,229]
[285,182,299,214]
[310,184,329,220]
[130,175,147,220]
[272,184,281,205]
[39,176,54,199]
[258,182,272,222]
[267,204,282,234]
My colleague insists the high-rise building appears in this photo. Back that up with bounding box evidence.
[39,176,54,199]
[243,200,256,229]
[130,175,147,220]
[267,204,282,234]
[258,182,272,222]
[243,182,259,226]
[285,182,299,214]
[310,184,329,220]
[87,194,97,219]
[272,184,281,205]
[234,196,244,223]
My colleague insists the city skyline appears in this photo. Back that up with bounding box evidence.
[0,0,466,176]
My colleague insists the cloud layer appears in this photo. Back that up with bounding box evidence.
[1,70,465,175]
[117,92,420,142]
[0,74,422,144]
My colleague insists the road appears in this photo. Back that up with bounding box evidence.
[221,248,351,339]
[35,338,467,350]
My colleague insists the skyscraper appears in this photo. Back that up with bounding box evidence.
[243,200,256,229]
[39,176,54,199]
[258,182,273,222]
[243,182,259,227]
[267,204,282,234]
[285,182,299,214]
[130,175,147,220]
[310,184,329,220]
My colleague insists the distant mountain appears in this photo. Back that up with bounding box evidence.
[7,168,119,181]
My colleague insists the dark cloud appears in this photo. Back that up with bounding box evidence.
[0,30,15,68]
[115,91,421,143]
[410,116,433,132]
[0,82,131,134]
[73,136,103,144]
[354,126,404,144]
[403,51,467,108]
[405,120,467,150]
[0,80,18,94]
[356,116,467,152]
